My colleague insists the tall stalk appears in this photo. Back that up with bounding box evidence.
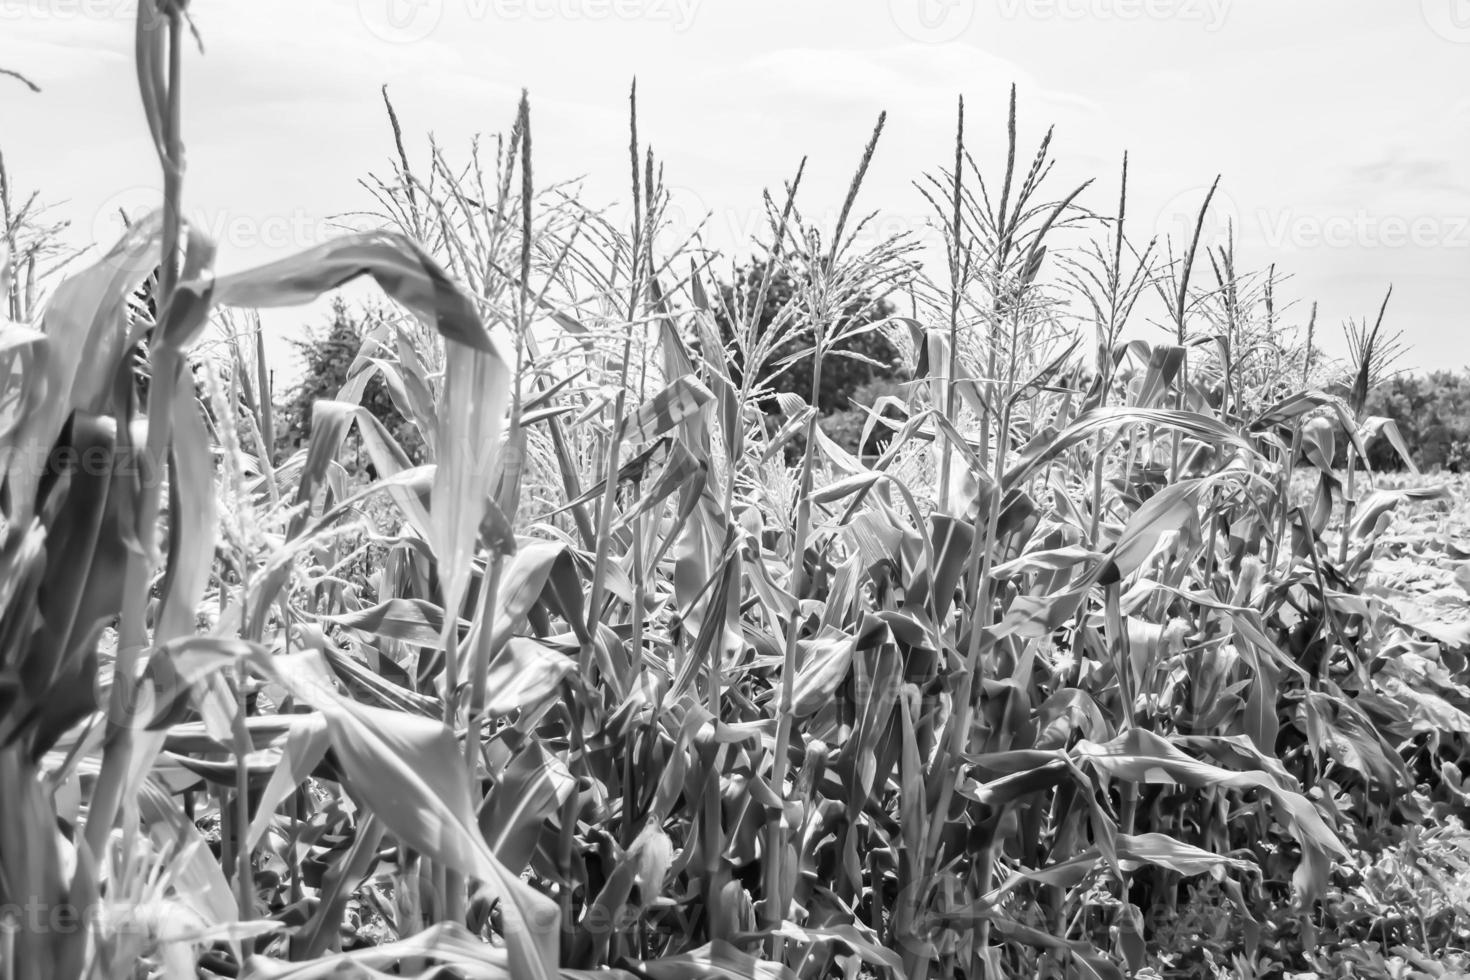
[764,113,886,958]
[584,82,646,678]
[938,96,966,513]
[86,0,187,856]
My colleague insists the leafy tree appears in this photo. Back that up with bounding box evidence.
[711,260,904,454]
[1365,370,1470,472]
[275,297,424,463]
[714,260,901,412]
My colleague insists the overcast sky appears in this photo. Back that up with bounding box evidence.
[4,0,1467,373]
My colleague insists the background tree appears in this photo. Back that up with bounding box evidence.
[275,297,424,463]
[712,259,905,455]
[1365,369,1470,472]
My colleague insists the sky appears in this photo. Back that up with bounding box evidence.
[3,0,1468,376]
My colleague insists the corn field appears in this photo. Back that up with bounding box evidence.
[3,5,1468,980]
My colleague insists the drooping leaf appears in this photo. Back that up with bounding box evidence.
[620,375,713,445]
[478,740,575,873]
[1073,728,1348,901]
[1099,479,1207,585]
[324,598,464,648]
[481,637,575,718]
[259,652,560,980]
[1004,407,1256,490]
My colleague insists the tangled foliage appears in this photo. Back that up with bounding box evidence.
[3,11,1469,980]
[276,297,425,464]
[1366,370,1470,472]
[712,259,902,416]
